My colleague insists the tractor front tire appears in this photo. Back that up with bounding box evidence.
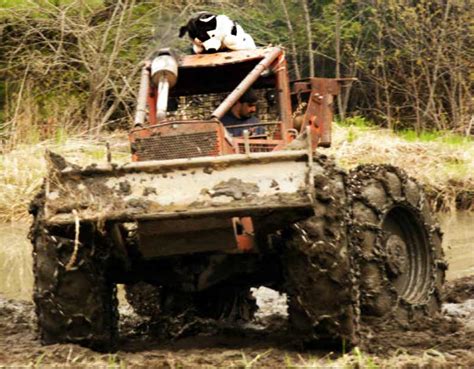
[30,196,118,352]
[282,155,359,347]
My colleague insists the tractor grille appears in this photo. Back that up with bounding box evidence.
[237,142,278,153]
[135,131,219,160]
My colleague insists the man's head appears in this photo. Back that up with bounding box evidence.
[231,89,258,119]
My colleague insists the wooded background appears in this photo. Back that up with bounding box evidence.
[0,0,472,146]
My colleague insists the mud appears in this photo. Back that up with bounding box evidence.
[0,281,473,367]
[445,275,474,303]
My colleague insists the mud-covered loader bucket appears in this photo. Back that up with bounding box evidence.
[43,148,315,230]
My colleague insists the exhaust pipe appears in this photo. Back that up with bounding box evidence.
[150,49,178,121]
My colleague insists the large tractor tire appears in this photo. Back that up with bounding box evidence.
[346,164,446,321]
[282,155,359,346]
[125,282,257,322]
[30,193,118,352]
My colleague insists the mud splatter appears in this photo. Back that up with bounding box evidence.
[209,178,259,200]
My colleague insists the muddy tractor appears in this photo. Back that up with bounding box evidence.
[30,47,446,351]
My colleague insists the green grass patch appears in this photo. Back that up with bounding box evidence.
[442,160,470,179]
[337,116,377,143]
[398,129,440,142]
[397,129,472,146]
[338,115,375,129]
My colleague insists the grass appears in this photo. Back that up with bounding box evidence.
[324,121,474,212]
[0,0,103,9]
[240,349,273,368]
[18,346,458,369]
[0,223,32,299]
[398,129,473,146]
[340,116,472,146]
[0,131,130,223]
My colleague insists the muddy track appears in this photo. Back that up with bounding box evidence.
[0,278,472,367]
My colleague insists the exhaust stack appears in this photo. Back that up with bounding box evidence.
[151,49,178,121]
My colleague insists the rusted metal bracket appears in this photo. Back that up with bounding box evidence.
[291,77,356,148]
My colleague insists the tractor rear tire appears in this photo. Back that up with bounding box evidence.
[30,194,118,352]
[346,164,446,321]
[282,155,359,347]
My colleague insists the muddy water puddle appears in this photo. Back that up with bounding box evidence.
[0,223,32,300]
[0,212,473,300]
[440,212,474,280]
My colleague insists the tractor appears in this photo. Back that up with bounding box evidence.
[29,46,445,351]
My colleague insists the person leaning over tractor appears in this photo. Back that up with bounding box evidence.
[221,88,265,136]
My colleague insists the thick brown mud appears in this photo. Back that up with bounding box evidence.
[0,280,473,367]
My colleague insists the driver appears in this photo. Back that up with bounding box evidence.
[221,88,265,136]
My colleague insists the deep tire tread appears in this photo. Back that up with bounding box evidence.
[283,154,360,346]
[346,164,446,320]
[29,191,118,352]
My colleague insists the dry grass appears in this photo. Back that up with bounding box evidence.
[284,346,473,369]
[0,132,130,223]
[16,346,472,369]
[0,126,472,223]
[323,123,474,212]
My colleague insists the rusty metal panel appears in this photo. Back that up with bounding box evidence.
[137,217,237,257]
[43,149,314,225]
[178,48,274,68]
[291,78,342,148]
[275,54,292,142]
[233,138,281,153]
[130,120,234,161]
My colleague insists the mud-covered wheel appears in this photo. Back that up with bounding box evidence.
[30,196,118,351]
[125,282,257,322]
[346,164,446,320]
[282,155,359,346]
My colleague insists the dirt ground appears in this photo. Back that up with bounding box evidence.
[0,277,472,368]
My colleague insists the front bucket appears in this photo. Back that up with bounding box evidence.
[43,149,314,225]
